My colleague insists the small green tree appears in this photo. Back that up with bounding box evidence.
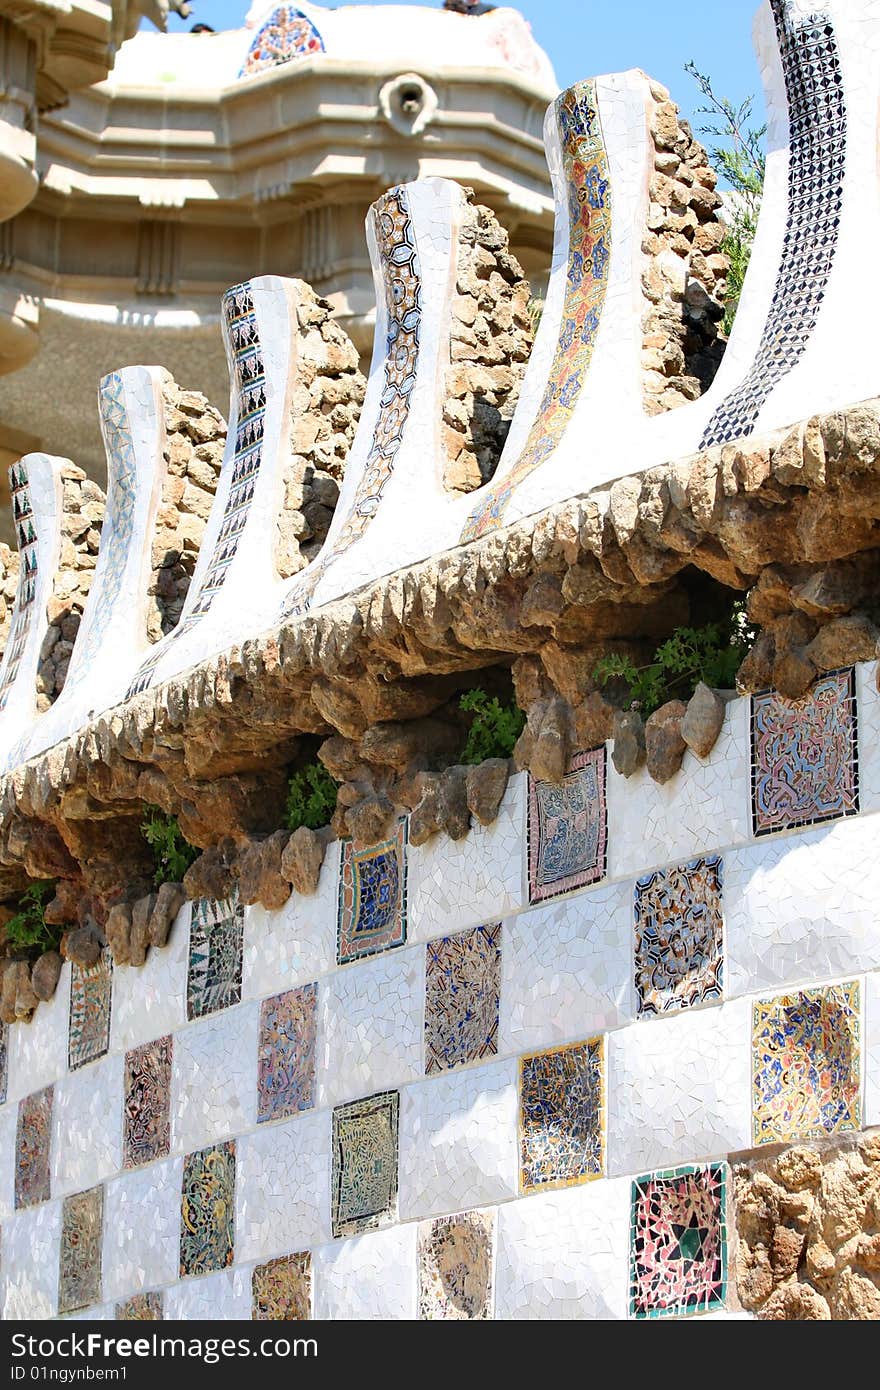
[459,689,525,764]
[141,807,198,887]
[685,62,766,333]
[285,762,339,833]
[593,611,754,719]
[4,881,60,956]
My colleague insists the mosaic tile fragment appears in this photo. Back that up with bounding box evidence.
[0,1022,7,1104]
[331,1090,399,1238]
[634,856,724,1017]
[59,1185,103,1314]
[252,1252,311,1320]
[240,5,325,79]
[425,924,501,1074]
[751,669,858,836]
[15,1085,53,1209]
[123,1036,172,1169]
[418,1209,494,1320]
[257,984,317,1123]
[519,1038,604,1193]
[337,819,407,965]
[187,895,244,1021]
[752,980,861,1146]
[630,1164,727,1319]
[179,1141,236,1277]
[116,1292,163,1321]
[68,949,113,1070]
[527,748,607,904]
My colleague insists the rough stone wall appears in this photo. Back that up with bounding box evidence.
[642,82,728,414]
[0,545,18,657]
[150,375,227,638]
[734,1131,880,1320]
[274,284,366,580]
[443,192,535,493]
[37,464,105,707]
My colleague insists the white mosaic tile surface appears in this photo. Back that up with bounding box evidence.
[166,1266,252,1320]
[236,1110,332,1262]
[1,1201,62,1319]
[242,841,340,1000]
[7,963,70,1104]
[398,1058,518,1221]
[494,1178,630,1320]
[52,1053,124,1197]
[171,1003,259,1154]
[102,1157,183,1302]
[407,773,525,941]
[856,662,880,815]
[318,947,424,1108]
[606,998,751,1176]
[110,905,188,1052]
[313,1224,418,1320]
[499,880,633,1055]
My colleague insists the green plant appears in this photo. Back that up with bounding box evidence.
[685,62,766,333]
[4,881,60,956]
[593,611,754,718]
[459,688,525,764]
[141,806,198,887]
[285,762,339,833]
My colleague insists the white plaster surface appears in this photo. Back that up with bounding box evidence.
[499,880,633,1055]
[399,1058,518,1221]
[236,1110,332,1262]
[607,998,751,1176]
[495,1177,630,1320]
[52,1053,123,1196]
[242,841,340,999]
[110,906,188,1052]
[407,773,525,941]
[313,1223,418,1320]
[102,1157,184,1302]
[166,1267,252,1320]
[7,963,70,1104]
[318,947,424,1108]
[171,1003,259,1154]
[2,1201,62,1319]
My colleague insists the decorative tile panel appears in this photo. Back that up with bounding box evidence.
[337,819,407,965]
[527,747,607,904]
[68,949,113,1070]
[257,984,317,1122]
[116,1292,163,1320]
[123,1036,172,1169]
[331,1090,399,1238]
[425,924,501,1074]
[634,856,724,1017]
[418,1209,494,1320]
[461,80,612,540]
[186,894,244,1021]
[519,1038,604,1193]
[629,1163,727,1320]
[0,1022,7,1105]
[752,980,861,1145]
[252,1252,311,1320]
[701,0,846,447]
[59,1185,103,1315]
[179,1141,236,1278]
[15,1085,53,1209]
[239,5,325,79]
[751,669,858,836]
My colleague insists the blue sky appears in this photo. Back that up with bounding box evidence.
[156,1,766,138]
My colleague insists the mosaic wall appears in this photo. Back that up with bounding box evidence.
[0,462,38,710]
[2,664,880,1320]
[239,6,325,79]
[701,0,846,447]
[282,186,422,617]
[461,80,611,542]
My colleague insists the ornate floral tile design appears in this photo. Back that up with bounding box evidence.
[15,1085,53,1209]
[630,1164,727,1320]
[331,1091,399,1238]
[519,1038,604,1193]
[337,819,407,965]
[252,1252,312,1320]
[527,747,607,904]
[186,894,244,1021]
[116,1292,163,1321]
[425,925,501,1074]
[123,1036,172,1169]
[68,948,113,1070]
[59,1185,103,1314]
[752,981,861,1146]
[240,5,325,79]
[634,856,724,1017]
[751,668,858,836]
[257,984,317,1123]
[179,1141,236,1278]
[418,1209,495,1320]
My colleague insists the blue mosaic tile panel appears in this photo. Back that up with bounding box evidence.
[257,984,317,1123]
[634,857,724,1017]
[68,948,113,1070]
[527,747,607,904]
[186,894,244,1021]
[425,924,501,1074]
[179,1141,236,1278]
[337,819,407,965]
[519,1038,604,1194]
